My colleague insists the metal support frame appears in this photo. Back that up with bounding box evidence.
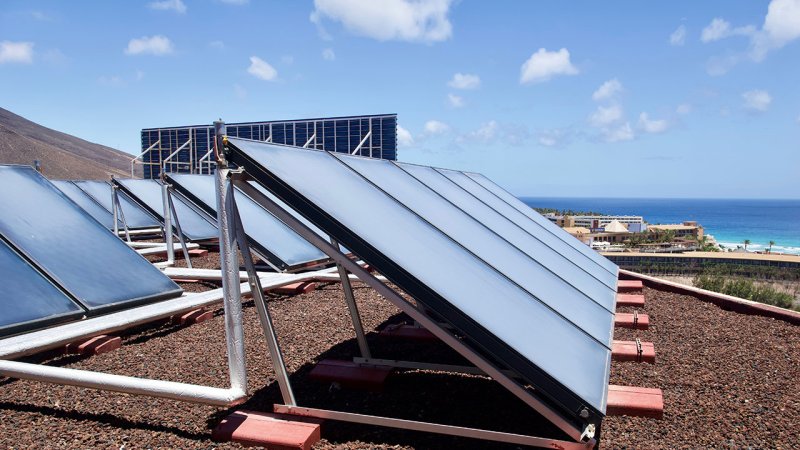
[331,237,371,359]
[158,179,192,268]
[197,148,216,175]
[131,140,160,177]
[302,133,316,149]
[162,138,193,175]
[111,184,132,243]
[230,169,595,448]
[351,130,372,155]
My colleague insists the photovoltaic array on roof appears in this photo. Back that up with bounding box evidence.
[51,180,116,229]
[224,137,615,425]
[166,173,329,271]
[114,178,218,241]
[0,166,182,327]
[74,180,160,229]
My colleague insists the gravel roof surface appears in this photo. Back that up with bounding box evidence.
[1,252,798,449]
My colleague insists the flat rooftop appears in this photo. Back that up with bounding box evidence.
[0,250,798,448]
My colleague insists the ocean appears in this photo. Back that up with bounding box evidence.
[520,197,800,255]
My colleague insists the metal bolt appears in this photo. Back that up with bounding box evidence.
[580,408,590,418]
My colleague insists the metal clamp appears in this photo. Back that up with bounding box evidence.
[635,338,643,363]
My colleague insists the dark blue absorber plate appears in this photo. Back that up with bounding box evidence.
[51,180,116,230]
[0,166,183,311]
[115,178,218,241]
[74,180,160,229]
[0,237,84,338]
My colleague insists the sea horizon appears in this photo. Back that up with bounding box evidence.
[520,196,800,256]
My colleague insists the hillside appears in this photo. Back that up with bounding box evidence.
[0,107,135,180]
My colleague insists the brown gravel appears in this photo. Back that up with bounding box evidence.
[1,251,798,449]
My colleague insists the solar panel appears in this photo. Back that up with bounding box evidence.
[0,237,84,338]
[336,154,614,345]
[74,180,160,230]
[51,180,116,229]
[395,163,617,310]
[114,178,218,241]
[226,138,611,418]
[461,171,619,277]
[166,174,329,271]
[0,166,183,311]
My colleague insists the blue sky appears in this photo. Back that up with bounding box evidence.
[1,0,798,198]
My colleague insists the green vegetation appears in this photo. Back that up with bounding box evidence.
[744,239,751,251]
[531,207,604,216]
[614,260,800,281]
[693,270,797,310]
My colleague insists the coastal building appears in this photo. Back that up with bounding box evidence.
[648,221,704,240]
[571,215,645,232]
[563,226,592,244]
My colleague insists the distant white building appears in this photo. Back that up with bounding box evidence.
[571,215,645,232]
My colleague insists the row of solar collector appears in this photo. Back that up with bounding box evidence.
[1,141,619,426]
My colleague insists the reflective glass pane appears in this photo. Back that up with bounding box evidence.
[227,139,610,412]
[51,180,115,229]
[0,166,182,310]
[74,180,160,229]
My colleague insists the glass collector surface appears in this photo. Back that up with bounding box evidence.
[0,166,182,310]
[167,174,328,268]
[74,180,160,229]
[51,180,116,229]
[336,153,614,346]
[226,138,611,412]
[116,178,218,241]
[0,238,83,336]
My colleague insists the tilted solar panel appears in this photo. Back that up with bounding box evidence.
[166,174,328,271]
[74,180,160,230]
[461,171,619,277]
[336,154,614,346]
[225,138,612,423]
[51,180,115,230]
[114,178,218,241]
[0,238,84,338]
[0,166,183,311]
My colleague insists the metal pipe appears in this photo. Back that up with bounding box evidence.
[167,186,193,268]
[0,268,331,359]
[351,130,372,155]
[131,140,161,178]
[213,119,248,397]
[0,360,245,406]
[303,133,316,148]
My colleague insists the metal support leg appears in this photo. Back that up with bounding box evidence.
[228,184,296,406]
[214,166,248,396]
[167,186,193,268]
[331,237,371,359]
[161,182,175,265]
[112,185,132,243]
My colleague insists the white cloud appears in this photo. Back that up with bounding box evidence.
[310,0,453,43]
[423,120,449,135]
[0,41,34,64]
[676,103,692,115]
[701,18,756,42]
[447,93,465,108]
[125,35,173,56]
[397,125,414,147]
[464,120,498,142]
[589,104,623,127]
[536,129,571,148]
[247,56,278,81]
[638,113,669,133]
[592,78,623,101]
[669,25,687,46]
[322,48,336,61]
[752,0,800,60]
[148,0,187,14]
[520,48,578,84]
[603,122,634,143]
[742,89,772,112]
[448,73,480,89]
